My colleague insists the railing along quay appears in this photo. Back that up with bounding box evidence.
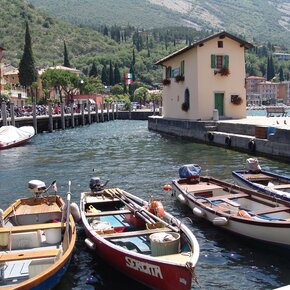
[0,102,157,133]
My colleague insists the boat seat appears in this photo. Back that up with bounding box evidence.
[0,222,64,234]
[85,209,131,217]
[0,248,60,262]
[101,227,173,239]
[269,184,290,189]
[251,206,290,215]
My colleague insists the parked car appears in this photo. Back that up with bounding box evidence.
[131,102,140,110]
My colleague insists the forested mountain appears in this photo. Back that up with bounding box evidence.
[1,0,290,88]
[28,0,290,47]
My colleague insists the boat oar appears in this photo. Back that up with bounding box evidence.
[106,189,155,224]
[115,189,179,232]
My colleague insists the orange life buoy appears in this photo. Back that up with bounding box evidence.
[237,210,252,219]
[149,200,165,218]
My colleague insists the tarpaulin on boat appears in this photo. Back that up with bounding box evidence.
[179,164,201,179]
[0,125,35,147]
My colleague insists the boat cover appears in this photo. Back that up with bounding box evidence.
[179,164,201,179]
[0,126,35,146]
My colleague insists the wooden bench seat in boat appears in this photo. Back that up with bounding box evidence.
[202,193,249,202]
[0,248,59,262]
[242,173,276,181]
[85,209,131,217]
[101,227,173,239]
[0,222,64,234]
[158,253,192,263]
[251,206,290,215]
[269,184,290,190]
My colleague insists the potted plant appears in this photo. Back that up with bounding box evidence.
[175,75,185,82]
[231,95,243,105]
[214,67,230,76]
[162,79,171,86]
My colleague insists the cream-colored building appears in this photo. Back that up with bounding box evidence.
[155,31,253,120]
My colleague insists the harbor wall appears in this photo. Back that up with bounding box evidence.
[148,116,290,162]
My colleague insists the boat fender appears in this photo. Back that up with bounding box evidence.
[192,207,204,217]
[149,200,165,218]
[208,132,214,142]
[177,194,187,204]
[212,217,228,226]
[248,139,256,152]
[237,210,252,219]
[71,202,81,222]
[225,136,231,147]
[85,238,96,250]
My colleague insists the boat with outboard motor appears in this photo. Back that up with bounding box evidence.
[0,125,35,150]
[80,176,200,290]
[232,158,290,202]
[0,179,79,289]
[172,164,290,248]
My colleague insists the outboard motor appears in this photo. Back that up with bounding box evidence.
[89,177,109,192]
[28,180,47,197]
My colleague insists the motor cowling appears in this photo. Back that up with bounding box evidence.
[89,177,101,192]
[28,180,47,195]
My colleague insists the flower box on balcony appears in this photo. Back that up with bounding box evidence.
[162,79,171,85]
[175,75,185,82]
[214,67,230,76]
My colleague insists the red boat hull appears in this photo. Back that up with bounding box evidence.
[85,230,193,290]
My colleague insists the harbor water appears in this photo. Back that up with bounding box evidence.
[1,120,290,290]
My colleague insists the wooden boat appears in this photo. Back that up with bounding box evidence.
[80,177,200,290]
[172,164,290,248]
[0,180,78,289]
[232,158,290,202]
[0,125,35,150]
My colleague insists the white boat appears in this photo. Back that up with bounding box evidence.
[232,158,290,202]
[80,177,200,290]
[0,179,78,289]
[0,125,35,150]
[172,164,290,248]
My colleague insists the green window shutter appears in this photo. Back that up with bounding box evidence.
[211,54,216,68]
[180,60,184,76]
[223,55,229,68]
[166,67,171,78]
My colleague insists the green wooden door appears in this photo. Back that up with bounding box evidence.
[214,93,224,116]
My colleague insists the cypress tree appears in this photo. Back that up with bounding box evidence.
[19,21,37,89]
[109,60,114,86]
[101,64,108,85]
[114,63,121,84]
[63,40,70,67]
[132,48,136,66]
[89,62,98,77]
[279,66,284,82]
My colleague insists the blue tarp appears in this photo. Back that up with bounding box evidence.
[179,164,201,179]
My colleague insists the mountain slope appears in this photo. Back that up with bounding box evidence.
[0,0,119,67]
[28,0,290,46]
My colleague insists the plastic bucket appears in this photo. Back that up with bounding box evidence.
[149,232,180,256]
[45,228,62,244]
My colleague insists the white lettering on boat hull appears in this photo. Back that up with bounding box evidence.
[125,256,163,279]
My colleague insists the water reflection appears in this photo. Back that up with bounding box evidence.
[1,120,290,289]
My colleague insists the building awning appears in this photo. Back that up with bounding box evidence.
[89,99,95,104]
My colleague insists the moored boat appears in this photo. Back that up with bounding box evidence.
[232,158,290,202]
[80,177,200,290]
[0,125,35,150]
[172,164,290,248]
[0,179,78,289]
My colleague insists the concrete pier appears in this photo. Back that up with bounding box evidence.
[148,116,290,162]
